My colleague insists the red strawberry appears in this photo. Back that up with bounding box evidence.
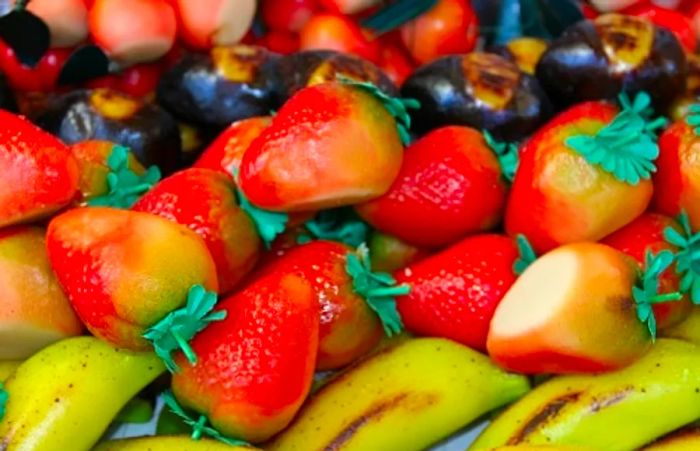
[239,81,414,212]
[356,126,511,248]
[133,168,261,295]
[0,110,79,228]
[254,240,406,370]
[168,271,319,443]
[653,114,700,229]
[46,207,218,350]
[193,116,272,179]
[376,41,415,86]
[601,212,692,329]
[395,234,536,351]
[505,93,663,253]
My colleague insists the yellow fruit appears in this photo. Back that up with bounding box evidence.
[0,361,20,382]
[269,338,530,451]
[93,435,259,451]
[0,337,164,451]
[641,425,700,450]
[471,340,700,451]
[662,307,700,346]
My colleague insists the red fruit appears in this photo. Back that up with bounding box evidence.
[601,212,692,329]
[85,62,164,98]
[299,14,380,63]
[171,271,319,443]
[262,0,318,33]
[46,207,218,350]
[685,1,700,40]
[257,30,301,55]
[318,0,380,14]
[239,82,405,212]
[0,43,71,92]
[194,117,272,178]
[400,0,478,65]
[505,100,655,254]
[356,126,508,248]
[395,234,525,351]
[174,0,256,50]
[254,240,401,370]
[377,41,414,86]
[133,168,261,295]
[89,0,177,65]
[488,242,652,374]
[0,110,79,227]
[623,3,697,52]
[653,118,700,229]
[369,231,428,273]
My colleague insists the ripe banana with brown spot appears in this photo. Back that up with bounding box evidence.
[0,336,164,451]
[268,338,530,451]
[93,435,258,451]
[641,425,700,450]
[470,339,700,451]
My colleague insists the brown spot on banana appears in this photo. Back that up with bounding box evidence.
[508,392,582,444]
[323,391,441,451]
[588,386,634,413]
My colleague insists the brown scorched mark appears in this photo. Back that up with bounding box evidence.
[508,392,582,444]
[322,391,439,451]
[589,386,634,413]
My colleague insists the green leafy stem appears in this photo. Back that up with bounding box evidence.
[633,250,683,340]
[162,391,248,447]
[143,285,226,374]
[346,243,410,336]
[297,208,370,248]
[0,382,7,421]
[513,234,537,275]
[484,130,519,183]
[664,211,700,304]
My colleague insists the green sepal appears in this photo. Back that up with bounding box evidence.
[564,92,668,185]
[685,103,700,135]
[87,145,161,209]
[346,243,409,337]
[513,234,537,275]
[143,285,226,374]
[632,250,684,341]
[483,130,519,183]
[664,211,700,304]
[0,382,7,421]
[337,75,420,146]
[230,169,288,249]
[162,390,249,447]
[297,208,371,248]
[361,0,438,35]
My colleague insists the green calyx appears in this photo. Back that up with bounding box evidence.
[483,130,519,183]
[664,211,700,304]
[162,391,248,447]
[565,91,668,185]
[143,285,226,374]
[685,103,700,135]
[337,75,420,146]
[297,208,370,248]
[361,0,438,35]
[231,169,288,249]
[633,250,683,341]
[87,145,161,209]
[0,382,7,421]
[346,243,409,336]
[513,234,536,275]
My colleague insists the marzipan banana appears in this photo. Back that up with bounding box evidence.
[0,362,20,383]
[641,425,700,450]
[93,435,257,451]
[0,336,164,451]
[470,339,700,451]
[484,447,598,450]
[268,337,530,451]
[662,306,700,346]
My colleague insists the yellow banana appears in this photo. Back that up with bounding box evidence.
[0,361,20,382]
[662,306,700,346]
[268,337,530,451]
[93,435,258,451]
[485,447,598,451]
[470,339,700,451]
[0,336,164,451]
[641,425,700,450]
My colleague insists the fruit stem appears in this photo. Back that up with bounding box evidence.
[0,382,7,421]
[192,416,207,441]
[172,331,197,365]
